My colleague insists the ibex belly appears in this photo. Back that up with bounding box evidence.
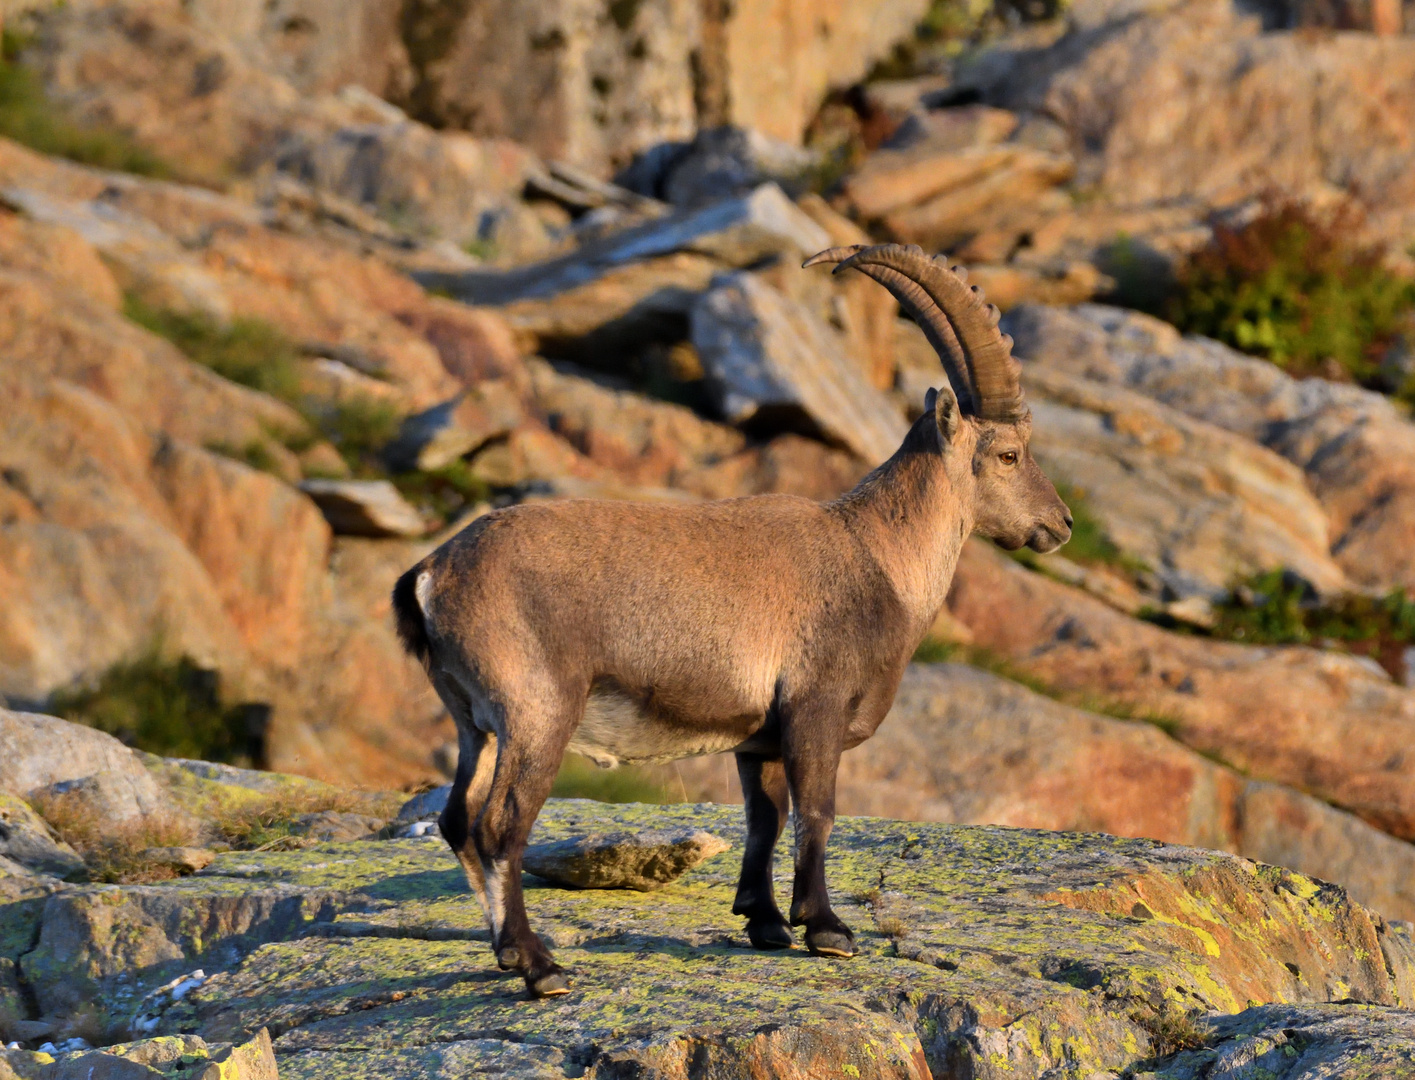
[569,683,765,767]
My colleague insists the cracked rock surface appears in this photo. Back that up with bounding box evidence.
[3,800,1413,1079]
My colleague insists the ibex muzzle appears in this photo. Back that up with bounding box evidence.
[393,244,1070,997]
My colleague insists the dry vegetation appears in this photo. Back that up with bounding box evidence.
[30,784,403,884]
[28,788,201,884]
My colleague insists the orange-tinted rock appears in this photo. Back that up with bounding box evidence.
[946,539,1415,841]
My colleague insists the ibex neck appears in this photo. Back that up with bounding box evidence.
[829,439,972,632]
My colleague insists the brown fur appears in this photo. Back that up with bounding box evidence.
[393,384,1070,996]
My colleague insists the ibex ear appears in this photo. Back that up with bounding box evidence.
[927,385,961,447]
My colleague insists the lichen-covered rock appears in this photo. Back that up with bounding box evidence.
[522,826,730,890]
[139,758,341,818]
[0,1028,277,1079]
[17,880,351,1016]
[1139,1003,1415,1079]
[2,800,1393,1079]
[671,662,1415,923]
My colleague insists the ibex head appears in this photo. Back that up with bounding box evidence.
[805,244,1072,554]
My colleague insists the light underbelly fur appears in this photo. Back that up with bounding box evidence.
[568,685,754,767]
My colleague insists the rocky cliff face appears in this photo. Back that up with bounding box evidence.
[3,0,1415,1048]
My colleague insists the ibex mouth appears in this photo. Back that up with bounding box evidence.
[1027,523,1071,554]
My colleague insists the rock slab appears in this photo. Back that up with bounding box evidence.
[0,1029,277,1079]
[0,795,84,881]
[297,480,424,539]
[522,825,731,891]
[2,801,1408,1079]
[692,271,908,462]
[0,711,178,825]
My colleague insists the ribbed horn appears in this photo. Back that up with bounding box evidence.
[804,244,1027,422]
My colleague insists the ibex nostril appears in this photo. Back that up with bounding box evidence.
[1063,513,1074,531]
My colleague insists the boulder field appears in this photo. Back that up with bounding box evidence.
[3,799,1414,1079]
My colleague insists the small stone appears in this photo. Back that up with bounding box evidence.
[298,479,425,538]
[395,785,451,824]
[522,827,731,891]
[139,847,216,875]
[6,1020,53,1042]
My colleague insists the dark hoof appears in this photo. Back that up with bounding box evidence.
[806,928,855,958]
[528,969,570,998]
[746,918,794,951]
[496,946,521,971]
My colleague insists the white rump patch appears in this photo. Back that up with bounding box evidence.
[414,570,436,618]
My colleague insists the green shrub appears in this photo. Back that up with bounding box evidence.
[912,636,959,663]
[50,648,257,763]
[1213,569,1415,680]
[205,438,284,476]
[319,395,403,472]
[125,297,403,472]
[550,753,672,804]
[124,297,302,401]
[1053,481,1134,568]
[393,459,491,523]
[0,36,170,177]
[1167,197,1415,382]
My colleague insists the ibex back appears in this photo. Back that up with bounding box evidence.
[393,244,1072,996]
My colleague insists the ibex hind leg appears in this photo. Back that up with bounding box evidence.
[436,719,497,913]
[470,691,579,999]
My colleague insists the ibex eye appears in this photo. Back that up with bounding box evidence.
[1000,451,1019,465]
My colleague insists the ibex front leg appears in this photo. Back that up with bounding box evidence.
[732,753,793,950]
[782,706,854,958]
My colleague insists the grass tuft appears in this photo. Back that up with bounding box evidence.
[0,34,171,177]
[30,789,200,884]
[392,459,492,525]
[317,395,403,473]
[125,296,405,474]
[124,297,302,401]
[205,438,283,475]
[49,647,260,764]
[210,787,400,851]
[1132,1007,1213,1056]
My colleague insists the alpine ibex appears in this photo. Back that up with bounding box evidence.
[392,244,1072,997]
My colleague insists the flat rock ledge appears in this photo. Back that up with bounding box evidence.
[2,801,1413,1080]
